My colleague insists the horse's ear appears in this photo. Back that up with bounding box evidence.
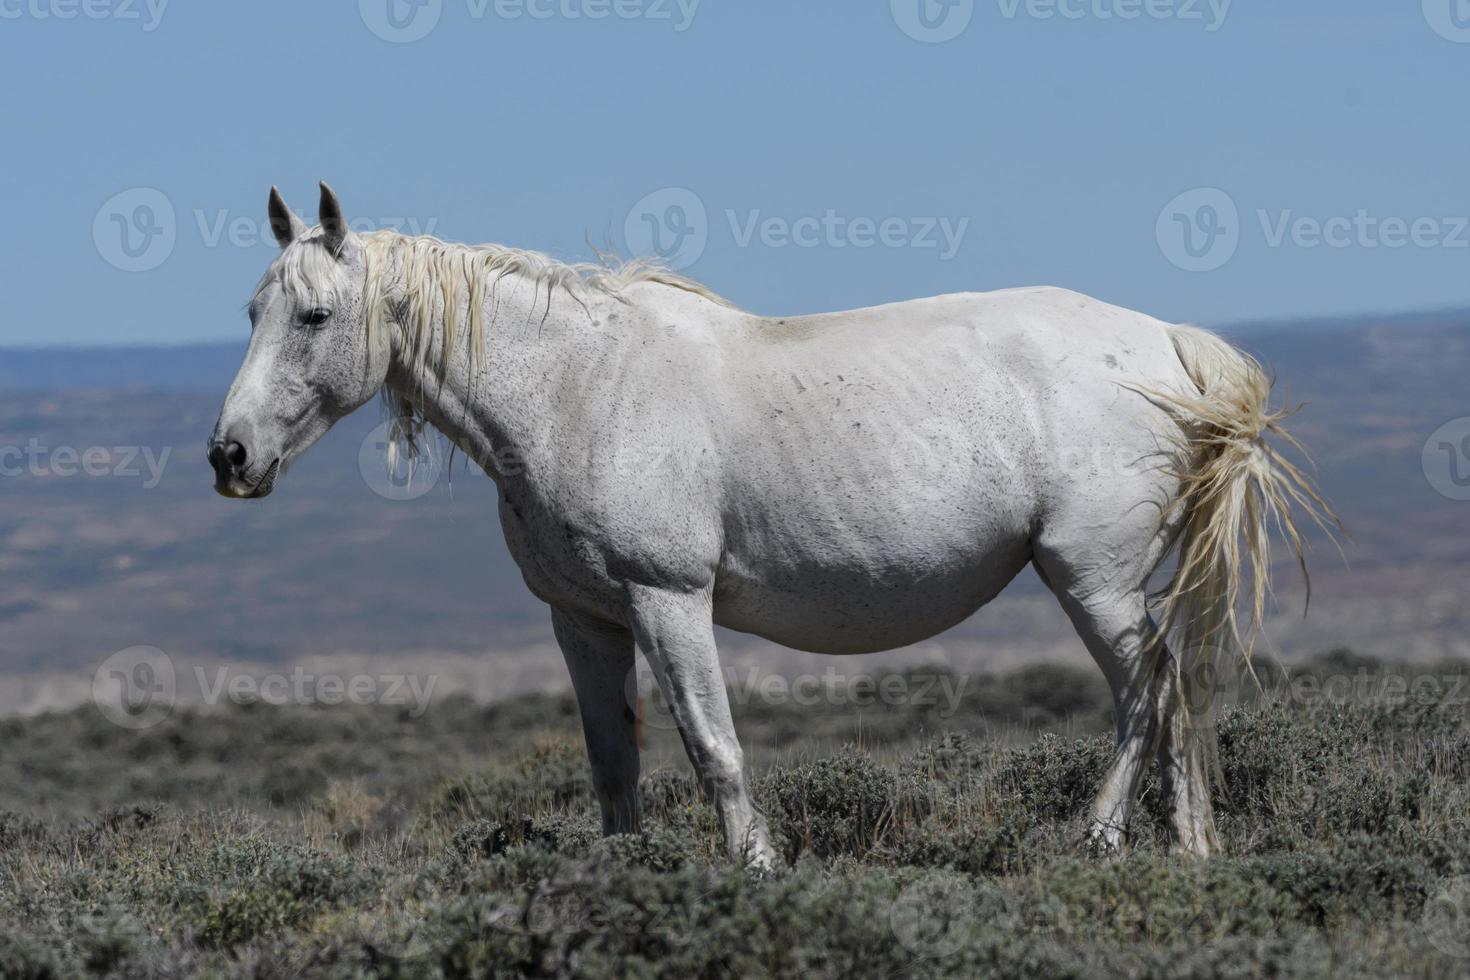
[318,181,350,257]
[267,186,306,249]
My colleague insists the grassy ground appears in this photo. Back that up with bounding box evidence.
[1,651,1468,978]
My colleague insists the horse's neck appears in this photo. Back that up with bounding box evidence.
[381,272,593,480]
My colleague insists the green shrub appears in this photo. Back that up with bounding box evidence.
[450,813,600,862]
[991,733,1114,825]
[758,754,901,859]
[419,738,593,829]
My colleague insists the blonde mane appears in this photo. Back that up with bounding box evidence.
[254,227,737,464]
[257,228,736,358]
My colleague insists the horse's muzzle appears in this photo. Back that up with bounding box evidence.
[208,439,278,499]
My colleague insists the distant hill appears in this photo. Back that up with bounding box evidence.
[0,343,243,391]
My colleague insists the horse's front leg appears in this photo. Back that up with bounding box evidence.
[552,608,641,835]
[625,584,776,869]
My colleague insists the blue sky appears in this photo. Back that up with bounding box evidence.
[2,1,1468,346]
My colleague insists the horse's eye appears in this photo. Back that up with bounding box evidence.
[300,308,332,328]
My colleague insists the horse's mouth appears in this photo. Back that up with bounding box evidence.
[216,458,281,500]
[245,458,281,498]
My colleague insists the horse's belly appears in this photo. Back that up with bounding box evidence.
[712,532,1033,655]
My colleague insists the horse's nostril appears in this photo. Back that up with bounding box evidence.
[225,442,248,469]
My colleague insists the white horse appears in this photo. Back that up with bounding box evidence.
[210,183,1332,866]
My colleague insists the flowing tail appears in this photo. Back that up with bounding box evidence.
[1146,324,1339,850]
[1155,324,1337,662]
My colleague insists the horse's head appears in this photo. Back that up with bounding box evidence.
[209,183,386,498]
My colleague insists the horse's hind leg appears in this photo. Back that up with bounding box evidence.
[1036,539,1220,856]
[1042,581,1168,850]
[1156,653,1220,856]
[1035,512,1175,852]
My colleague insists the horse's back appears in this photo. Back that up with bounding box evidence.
[720,285,1193,483]
[744,286,1182,375]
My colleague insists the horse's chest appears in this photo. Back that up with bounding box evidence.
[495,483,718,617]
[497,492,610,608]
